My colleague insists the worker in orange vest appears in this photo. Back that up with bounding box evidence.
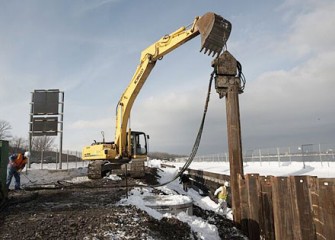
[6,151,30,190]
[214,181,230,213]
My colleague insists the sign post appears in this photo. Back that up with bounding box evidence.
[29,89,64,169]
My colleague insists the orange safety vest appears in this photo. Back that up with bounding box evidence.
[10,153,27,170]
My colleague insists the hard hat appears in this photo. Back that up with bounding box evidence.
[24,151,31,158]
[224,181,230,187]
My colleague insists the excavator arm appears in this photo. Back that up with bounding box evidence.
[82,12,231,178]
[115,12,232,158]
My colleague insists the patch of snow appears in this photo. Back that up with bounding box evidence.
[104,174,122,181]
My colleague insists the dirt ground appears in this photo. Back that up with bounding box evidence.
[0,168,246,240]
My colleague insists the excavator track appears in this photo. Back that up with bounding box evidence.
[88,158,136,179]
[88,159,146,179]
[88,161,105,179]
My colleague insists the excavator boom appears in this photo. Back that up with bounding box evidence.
[82,12,231,179]
[115,12,231,156]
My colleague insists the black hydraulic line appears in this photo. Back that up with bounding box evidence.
[20,71,216,192]
[150,70,215,188]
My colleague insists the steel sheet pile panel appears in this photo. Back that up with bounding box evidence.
[289,176,315,240]
[272,177,295,240]
[259,176,275,240]
[318,178,335,239]
[238,174,261,239]
[309,177,324,240]
[246,174,261,239]
[187,168,334,239]
[238,174,249,235]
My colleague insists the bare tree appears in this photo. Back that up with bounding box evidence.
[0,120,12,140]
[31,136,55,152]
[10,136,28,153]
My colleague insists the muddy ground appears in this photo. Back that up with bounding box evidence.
[0,168,247,240]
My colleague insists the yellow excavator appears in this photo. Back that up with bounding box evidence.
[82,12,231,179]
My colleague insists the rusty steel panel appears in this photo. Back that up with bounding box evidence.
[309,177,324,240]
[245,174,261,240]
[272,177,295,240]
[238,174,249,235]
[186,168,334,240]
[288,176,315,240]
[318,178,335,239]
[260,176,275,240]
[212,51,244,225]
[226,83,244,225]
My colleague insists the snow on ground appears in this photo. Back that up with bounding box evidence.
[120,160,236,240]
[120,159,335,239]
[11,162,89,188]
[172,160,335,178]
[8,159,334,240]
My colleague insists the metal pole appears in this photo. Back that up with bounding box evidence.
[67,150,69,170]
[28,92,34,169]
[41,149,43,170]
[301,145,306,169]
[59,91,64,169]
[289,147,292,164]
[55,149,58,170]
[319,143,323,166]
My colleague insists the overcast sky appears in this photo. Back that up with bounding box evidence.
[1,0,334,155]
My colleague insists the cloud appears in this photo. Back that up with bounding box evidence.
[131,1,335,153]
[75,0,120,16]
[287,1,335,56]
[70,118,114,130]
[1,1,335,154]
[238,1,335,148]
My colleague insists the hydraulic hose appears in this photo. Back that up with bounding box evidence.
[151,70,215,188]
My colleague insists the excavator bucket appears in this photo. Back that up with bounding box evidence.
[196,12,232,57]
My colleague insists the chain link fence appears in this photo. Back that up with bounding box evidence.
[28,143,335,169]
[176,143,335,167]
[28,148,88,170]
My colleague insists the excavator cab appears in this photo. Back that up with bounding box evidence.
[128,131,148,158]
